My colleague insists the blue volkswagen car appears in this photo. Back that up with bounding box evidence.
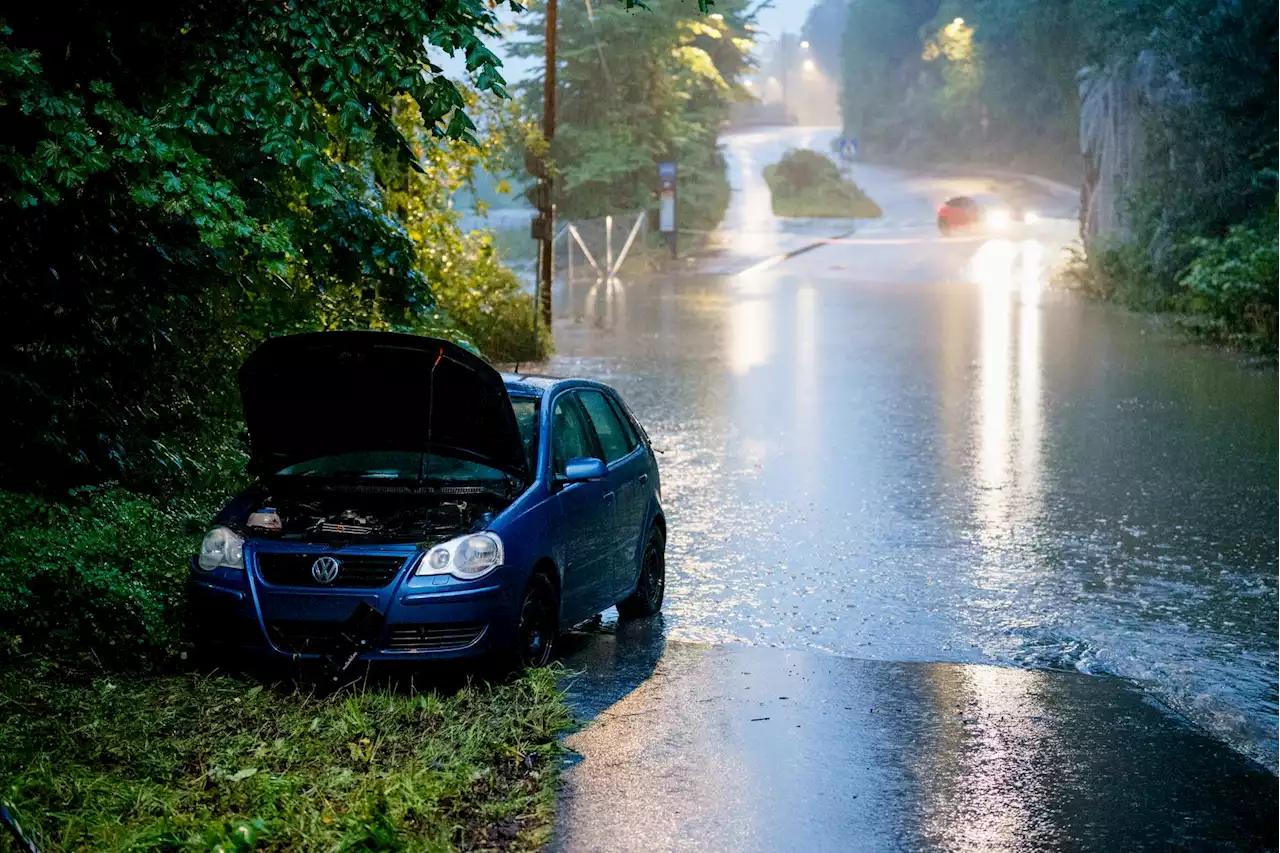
[188,331,665,670]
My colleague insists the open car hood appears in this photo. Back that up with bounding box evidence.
[239,332,527,479]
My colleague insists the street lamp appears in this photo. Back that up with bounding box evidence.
[800,40,810,49]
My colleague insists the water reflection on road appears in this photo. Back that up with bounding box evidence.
[549,227,1277,771]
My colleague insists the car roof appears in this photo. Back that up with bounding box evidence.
[945,193,1003,205]
[502,373,558,397]
[502,373,620,399]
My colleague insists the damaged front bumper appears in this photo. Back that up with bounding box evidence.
[187,543,523,667]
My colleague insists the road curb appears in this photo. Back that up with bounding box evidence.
[735,226,859,276]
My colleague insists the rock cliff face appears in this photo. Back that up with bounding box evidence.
[1079,51,1191,247]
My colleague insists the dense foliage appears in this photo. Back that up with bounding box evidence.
[826,0,1278,348]
[1177,213,1278,346]
[0,488,202,666]
[511,0,755,235]
[0,2,546,499]
[1,1,724,500]
[836,0,1084,176]
[0,665,568,851]
[763,149,881,219]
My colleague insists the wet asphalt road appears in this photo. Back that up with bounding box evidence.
[542,127,1277,850]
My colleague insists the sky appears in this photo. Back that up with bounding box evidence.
[751,0,823,41]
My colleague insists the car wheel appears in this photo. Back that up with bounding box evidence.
[618,527,666,618]
[514,572,558,669]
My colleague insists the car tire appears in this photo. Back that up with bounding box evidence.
[617,527,666,618]
[511,571,559,670]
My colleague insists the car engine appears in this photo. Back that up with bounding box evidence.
[243,484,506,544]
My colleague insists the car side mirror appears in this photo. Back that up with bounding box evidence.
[562,457,607,483]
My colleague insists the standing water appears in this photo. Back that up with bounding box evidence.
[548,226,1277,772]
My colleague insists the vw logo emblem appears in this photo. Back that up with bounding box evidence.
[311,556,341,585]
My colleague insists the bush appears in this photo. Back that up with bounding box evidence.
[431,232,550,363]
[763,149,882,219]
[770,148,844,193]
[1061,238,1164,308]
[1179,216,1279,350]
[0,487,197,667]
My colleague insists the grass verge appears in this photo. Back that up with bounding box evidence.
[763,150,881,220]
[767,186,883,219]
[0,663,569,852]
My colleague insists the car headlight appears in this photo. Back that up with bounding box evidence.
[198,526,245,571]
[984,208,1011,228]
[1024,210,1040,224]
[416,533,505,580]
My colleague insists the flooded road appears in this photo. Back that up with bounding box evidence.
[542,128,1280,850]
[544,127,1276,848]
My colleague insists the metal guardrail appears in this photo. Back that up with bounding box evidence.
[553,212,648,328]
[560,211,647,285]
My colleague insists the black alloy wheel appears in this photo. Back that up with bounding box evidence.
[618,527,665,618]
[516,573,558,669]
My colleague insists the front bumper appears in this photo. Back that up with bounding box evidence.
[187,546,524,663]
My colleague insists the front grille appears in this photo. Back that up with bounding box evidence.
[267,620,358,655]
[385,623,487,652]
[256,553,407,588]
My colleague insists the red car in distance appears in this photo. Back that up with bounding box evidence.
[937,193,1039,236]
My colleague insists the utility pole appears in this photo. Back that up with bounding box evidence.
[534,0,557,332]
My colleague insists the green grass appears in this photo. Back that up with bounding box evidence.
[0,664,569,852]
[762,162,882,220]
[767,186,883,219]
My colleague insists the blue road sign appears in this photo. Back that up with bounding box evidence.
[838,137,859,161]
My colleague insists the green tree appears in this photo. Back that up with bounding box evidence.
[511,0,755,232]
[839,0,941,155]
[800,0,850,79]
[0,2,520,494]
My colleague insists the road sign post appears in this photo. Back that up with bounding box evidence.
[657,160,677,259]
[838,136,859,162]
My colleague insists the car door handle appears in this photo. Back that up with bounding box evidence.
[603,491,615,504]
[638,474,648,485]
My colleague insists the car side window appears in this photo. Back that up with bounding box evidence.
[605,394,640,451]
[577,390,633,464]
[551,396,593,476]
[614,395,650,448]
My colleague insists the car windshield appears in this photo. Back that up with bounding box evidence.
[274,450,507,482]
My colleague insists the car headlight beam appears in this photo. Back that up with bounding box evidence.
[198,526,245,571]
[416,533,505,580]
[984,208,1012,229]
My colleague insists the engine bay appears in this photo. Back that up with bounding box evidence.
[242,483,509,544]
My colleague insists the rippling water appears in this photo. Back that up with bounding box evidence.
[548,241,1277,772]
